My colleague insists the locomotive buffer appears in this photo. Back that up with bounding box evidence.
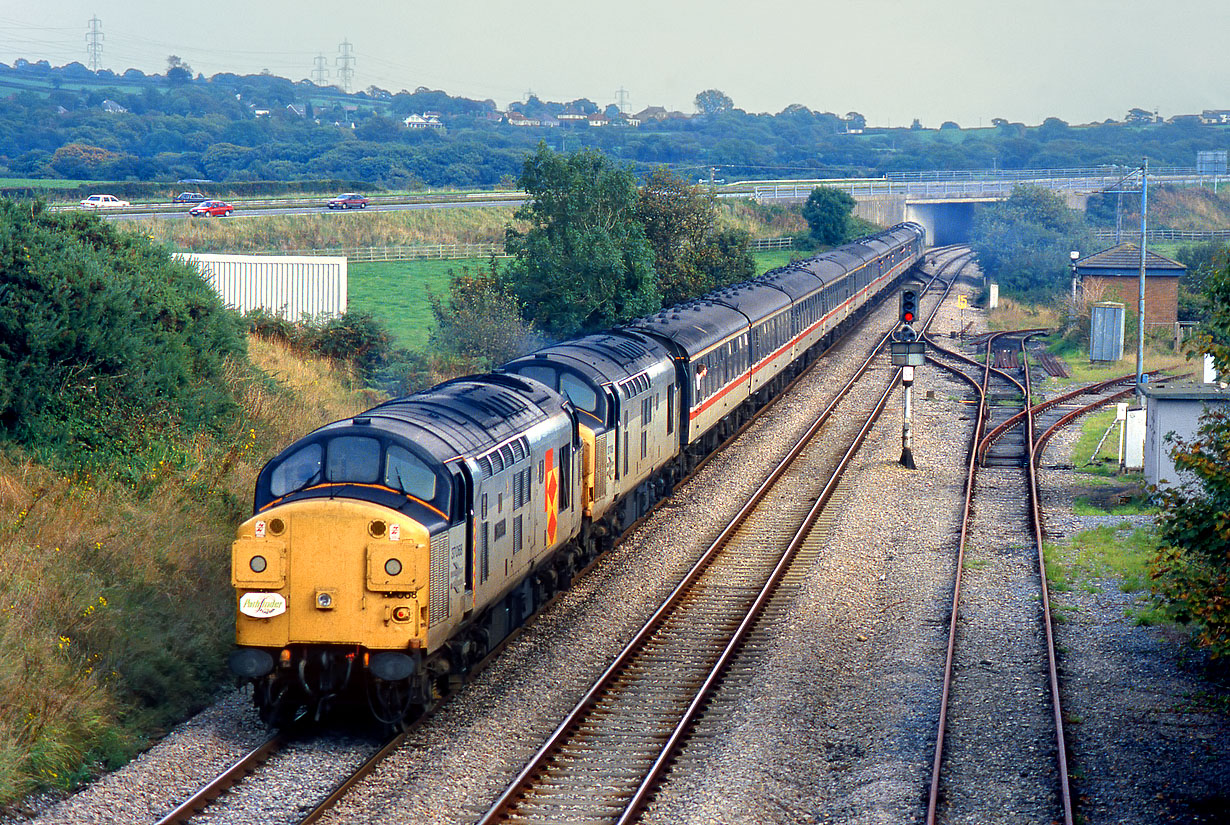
[890,289,925,469]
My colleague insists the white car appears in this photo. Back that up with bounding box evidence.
[78,194,131,209]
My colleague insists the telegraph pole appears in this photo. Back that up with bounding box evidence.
[85,16,103,73]
[335,39,355,93]
[1135,158,1148,403]
[311,53,330,86]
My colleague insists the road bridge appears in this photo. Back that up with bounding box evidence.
[740,168,1229,245]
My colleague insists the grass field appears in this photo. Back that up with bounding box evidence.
[349,251,807,350]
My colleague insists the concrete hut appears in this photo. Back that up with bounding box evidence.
[1075,243,1186,329]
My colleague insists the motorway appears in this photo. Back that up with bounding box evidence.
[54,166,1230,221]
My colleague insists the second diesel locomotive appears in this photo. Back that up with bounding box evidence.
[227,221,926,725]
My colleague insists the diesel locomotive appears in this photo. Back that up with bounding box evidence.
[227,221,926,725]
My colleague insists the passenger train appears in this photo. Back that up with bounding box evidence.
[227,221,927,725]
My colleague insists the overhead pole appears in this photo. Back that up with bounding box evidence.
[1135,158,1148,403]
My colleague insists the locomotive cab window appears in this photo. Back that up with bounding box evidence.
[270,443,323,496]
[385,445,437,503]
[326,436,381,484]
[560,372,599,417]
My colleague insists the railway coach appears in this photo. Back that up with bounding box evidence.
[227,221,925,726]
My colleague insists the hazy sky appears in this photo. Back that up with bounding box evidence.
[2,1,1227,127]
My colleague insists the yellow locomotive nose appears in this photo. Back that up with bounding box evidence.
[232,498,431,650]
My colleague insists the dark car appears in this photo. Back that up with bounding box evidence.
[327,193,369,209]
[188,200,234,217]
[173,192,207,203]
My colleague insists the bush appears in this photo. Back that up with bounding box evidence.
[246,308,391,374]
[0,199,245,478]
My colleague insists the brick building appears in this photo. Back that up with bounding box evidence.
[1075,243,1185,328]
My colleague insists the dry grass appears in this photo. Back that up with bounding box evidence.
[987,296,1063,331]
[0,335,378,805]
[133,206,521,254]
[717,199,807,237]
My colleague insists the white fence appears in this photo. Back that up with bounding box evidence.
[177,253,347,319]
[1091,228,1230,243]
[265,237,795,261]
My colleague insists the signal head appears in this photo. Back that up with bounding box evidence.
[900,289,918,325]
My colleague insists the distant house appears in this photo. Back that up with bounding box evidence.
[634,106,668,122]
[1076,243,1186,328]
[539,115,560,128]
[403,113,444,129]
[558,112,587,123]
[100,99,127,114]
[253,109,270,118]
[1200,109,1230,125]
[506,111,540,127]
[286,104,306,118]
[587,112,609,127]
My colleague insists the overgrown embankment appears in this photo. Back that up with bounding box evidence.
[0,202,377,807]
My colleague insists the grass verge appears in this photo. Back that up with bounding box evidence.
[0,336,375,807]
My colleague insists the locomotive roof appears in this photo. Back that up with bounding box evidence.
[314,372,569,465]
[502,330,671,387]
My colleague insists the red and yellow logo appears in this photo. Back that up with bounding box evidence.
[544,448,559,544]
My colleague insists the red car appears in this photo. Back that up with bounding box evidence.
[327,193,369,209]
[189,200,234,217]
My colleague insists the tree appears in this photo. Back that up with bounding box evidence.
[502,144,659,338]
[428,264,541,371]
[1150,257,1230,659]
[910,118,923,130]
[694,89,734,116]
[940,121,960,130]
[635,167,754,306]
[166,55,193,84]
[802,186,856,246]
[844,112,866,131]
[967,185,1093,299]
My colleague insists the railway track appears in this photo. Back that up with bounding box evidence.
[152,260,946,825]
[923,327,1074,825]
[475,335,905,825]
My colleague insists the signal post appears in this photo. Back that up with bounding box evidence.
[890,289,926,469]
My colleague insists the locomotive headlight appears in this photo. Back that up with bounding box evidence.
[316,591,334,609]
[249,555,267,573]
[384,558,403,576]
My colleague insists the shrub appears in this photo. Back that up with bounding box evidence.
[0,200,245,478]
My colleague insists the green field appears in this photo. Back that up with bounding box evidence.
[349,251,803,349]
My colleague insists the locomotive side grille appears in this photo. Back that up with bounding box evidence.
[513,515,523,554]
[429,531,449,623]
[594,432,608,500]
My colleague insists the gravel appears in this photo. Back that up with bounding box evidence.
[10,259,1227,824]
